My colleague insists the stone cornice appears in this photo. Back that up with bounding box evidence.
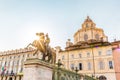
[0,47,35,56]
[24,58,54,69]
[60,40,111,52]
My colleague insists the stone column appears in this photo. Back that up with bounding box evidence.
[23,58,53,80]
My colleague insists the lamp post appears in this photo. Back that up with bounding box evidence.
[91,44,95,77]
[74,67,79,80]
[56,59,63,80]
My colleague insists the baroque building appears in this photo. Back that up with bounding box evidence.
[0,47,36,80]
[56,16,120,80]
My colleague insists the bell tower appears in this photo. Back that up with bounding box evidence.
[74,16,108,44]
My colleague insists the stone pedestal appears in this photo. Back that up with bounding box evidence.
[23,58,53,80]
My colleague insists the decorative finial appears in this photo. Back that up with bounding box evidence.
[85,16,92,22]
[87,16,90,19]
[68,39,71,41]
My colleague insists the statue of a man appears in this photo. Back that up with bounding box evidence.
[36,32,46,53]
[45,33,50,55]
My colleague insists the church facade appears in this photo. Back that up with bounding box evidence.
[56,16,120,80]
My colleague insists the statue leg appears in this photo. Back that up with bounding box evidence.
[47,53,51,62]
[42,54,46,61]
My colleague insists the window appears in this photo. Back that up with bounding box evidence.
[27,54,29,57]
[95,34,99,40]
[98,51,102,56]
[79,54,82,58]
[2,57,4,60]
[17,60,19,65]
[84,34,88,41]
[70,64,74,70]
[4,61,7,66]
[76,37,78,42]
[10,56,12,59]
[12,61,14,66]
[87,53,90,57]
[23,54,24,57]
[62,55,65,60]
[14,61,17,66]
[6,61,9,66]
[20,67,23,72]
[91,24,94,27]
[86,23,88,27]
[8,61,10,66]
[79,63,82,70]
[107,50,112,55]
[18,55,20,58]
[98,61,104,70]
[71,54,74,59]
[109,61,113,69]
[88,62,91,70]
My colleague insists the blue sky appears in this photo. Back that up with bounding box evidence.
[0,0,120,51]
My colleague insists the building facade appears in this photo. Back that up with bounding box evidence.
[56,16,120,80]
[0,47,36,80]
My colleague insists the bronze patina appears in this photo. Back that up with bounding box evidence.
[27,32,56,64]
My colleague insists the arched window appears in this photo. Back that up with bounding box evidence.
[79,63,82,70]
[99,75,107,80]
[17,60,19,65]
[95,34,99,40]
[84,34,88,41]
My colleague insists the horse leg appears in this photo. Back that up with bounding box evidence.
[47,53,52,63]
[33,49,38,56]
[42,54,46,61]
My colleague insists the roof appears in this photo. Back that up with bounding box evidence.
[63,40,111,51]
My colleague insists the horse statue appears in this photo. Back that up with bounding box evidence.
[27,32,56,64]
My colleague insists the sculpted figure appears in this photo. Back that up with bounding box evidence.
[36,33,46,53]
[27,32,56,64]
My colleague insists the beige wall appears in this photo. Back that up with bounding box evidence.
[58,45,116,79]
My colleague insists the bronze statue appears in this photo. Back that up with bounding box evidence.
[27,32,56,64]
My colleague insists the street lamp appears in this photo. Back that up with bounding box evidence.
[57,59,63,68]
[74,67,79,80]
[56,59,63,80]
[92,74,94,78]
